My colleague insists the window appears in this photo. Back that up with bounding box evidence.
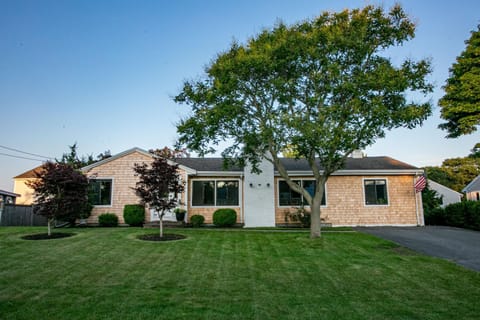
[192,181,215,206]
[278,180,326,206]
[364,179,388,205]
[192,180,239,206]
[216,181,239,206]
[89,179,112,206]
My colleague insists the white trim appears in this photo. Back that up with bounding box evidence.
[362,177,389,207]
[89,177,114,208]
[190,178,242,208]
[276,178,327,208]
[193,171,242,177]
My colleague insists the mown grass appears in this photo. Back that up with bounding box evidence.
[0,227,479,320]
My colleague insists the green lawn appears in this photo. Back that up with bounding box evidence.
[0,227,479,320]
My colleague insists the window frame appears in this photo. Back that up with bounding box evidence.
[191,178,241,208]
[277,179,327,208]
[363,178,389,206]
[88,178,114,207]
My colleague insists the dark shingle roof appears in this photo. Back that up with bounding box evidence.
[175,158,243,172]
[175,156,418,172]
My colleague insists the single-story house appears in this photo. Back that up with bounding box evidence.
[428,179,462,207]
[79,147,425,227]
[463,175,480,201]
[13,165,44,205]
[0,189,20,213]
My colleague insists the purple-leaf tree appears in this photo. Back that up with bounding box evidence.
[133,153,184,237]
[28,161,91,236]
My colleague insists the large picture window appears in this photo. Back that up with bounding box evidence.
[364,179,388,205]
[192,180,239,206]
[89,179,112,206]
[278,180,326,206]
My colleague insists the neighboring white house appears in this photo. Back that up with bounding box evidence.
[463,175,480,201]
[428,179,462,207]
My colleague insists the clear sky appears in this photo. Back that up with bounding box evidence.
[1,0,479,192]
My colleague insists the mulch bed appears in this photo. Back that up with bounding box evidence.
[21,233,76,240]
[137,233,186,242]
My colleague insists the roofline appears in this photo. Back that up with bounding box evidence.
[274,169,424,176]
[80,147,198,174]
[81,147,152,172]
[462,174,480,193]
[428,179,463,196]
[0,190,20,197]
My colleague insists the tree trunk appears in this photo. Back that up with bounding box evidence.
[47,218,52,236]
[159,213,164,238]
[310,196,322,238]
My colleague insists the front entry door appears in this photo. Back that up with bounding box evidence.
[149,192,177,222]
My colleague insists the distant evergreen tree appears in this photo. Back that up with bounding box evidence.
[439,25,480,137]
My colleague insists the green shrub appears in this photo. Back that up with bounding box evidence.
[424,207,446,225]
[460,201,480,230]
[98,213,118,227]
[444,202,465,227]
[212,208,237,227]
[190,215,204,227]
[123,204,145,226]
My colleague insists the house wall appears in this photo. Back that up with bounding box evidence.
[465,191,480,201]
[186,176,242,224]
[275,175,421,226]
[428,180,462,207]
[84,151,166,224]
[13,179,37,205]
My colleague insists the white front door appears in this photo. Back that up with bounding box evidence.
[149,192,177,222]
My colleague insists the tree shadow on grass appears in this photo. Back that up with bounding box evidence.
[137,234,186,242]
[21,233,76,240]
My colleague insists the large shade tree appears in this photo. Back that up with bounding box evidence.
[175,5,433,238]
[28,162,91,235]
[439,25,480,138]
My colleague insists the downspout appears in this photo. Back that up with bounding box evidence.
[240,173,244,225]
[184,172,189,223]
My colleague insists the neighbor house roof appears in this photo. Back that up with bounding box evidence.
[13,165,46,179]
[463,175,480,193]
[0,189,20,197]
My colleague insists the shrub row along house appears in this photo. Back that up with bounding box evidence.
[13,147,426,227]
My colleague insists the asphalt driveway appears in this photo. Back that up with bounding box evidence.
[357,226,480,272]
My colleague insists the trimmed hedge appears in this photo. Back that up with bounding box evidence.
[424,201,480,231]
[190,215,205,228]
[213,208,237,227]
[123,204,145,226]
[98,213,118,227]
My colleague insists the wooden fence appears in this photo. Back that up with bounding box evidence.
[0,204,47,226]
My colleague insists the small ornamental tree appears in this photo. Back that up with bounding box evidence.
[439,25,480,138]
[133,152,184,237]
[175,5,433,238]
[28,161,91,235]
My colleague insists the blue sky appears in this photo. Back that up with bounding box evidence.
[1,0,479,191]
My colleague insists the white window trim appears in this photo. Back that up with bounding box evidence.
[277,178,327,208]
[362,177,389,207]
[190,178,242,208]
[90,177,114,208]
